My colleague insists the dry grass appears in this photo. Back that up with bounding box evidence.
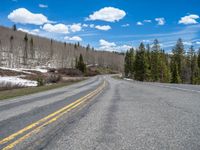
[0,79,84,100]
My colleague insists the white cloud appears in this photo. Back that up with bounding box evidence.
[121,24,130,27]
[95,25,111,31]
[196,41,200,45]
[8,8,49,25]
[18,28,40,35]
[69,23,82,32]
[117,45,132,51]
[155,18,165,25]
[89,24,95,28]
[99,39,132,51]
[179,14,199,25]
[43,23,69,34]
[83,24,88,27]
[143,20,152,23]
[100,39,116,47]
[183,41,193,46]
[136,21,143,26]
[87,7,126,22]
[39,4,48,8]
[64,36,82,42]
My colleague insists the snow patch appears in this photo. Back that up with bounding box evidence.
[124,78,133,81]
[0,76,37,87]
[0,67,48,74]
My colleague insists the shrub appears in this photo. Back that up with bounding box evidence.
[46,74,61,83]
[36,77,45,86]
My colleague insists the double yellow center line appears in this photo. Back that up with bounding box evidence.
[0,80,106,150]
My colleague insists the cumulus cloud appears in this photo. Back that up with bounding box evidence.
[179,14,199,25]
[136,21,143,26]
[8,8,49,25]
[100,39,116,47]
[87,7,126,22]
[95,25,111,31]
[155,18,165,25]
[64,36,82,42]
[99,39,132,51]
[43,23,69,34]
[39,4,48,8]
[18,28,40,35]
[117,45,132,51]
[69,23,82,32]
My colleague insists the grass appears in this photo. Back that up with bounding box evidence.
[0,80,83,101]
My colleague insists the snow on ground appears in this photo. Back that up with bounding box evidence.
[0,76,37,87]
[124,78,133,81]
[0,67,48,74]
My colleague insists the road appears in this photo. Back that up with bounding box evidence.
[0,76,200,150]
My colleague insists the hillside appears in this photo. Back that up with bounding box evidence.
[0,26,124,71]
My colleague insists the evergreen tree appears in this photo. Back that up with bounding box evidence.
[151,39,161,81]
[124,48,134,78]
[146,44,152,80]
[77,54,86,73]
[74,43,77,49]
[171,63,181,83]
[134,43,149,81]
[30,37,34,59]
[10,36,14,53]
[12,24,17,31]
[75,57,78,69]
[198,48,200,69]
[86,44,90,51]
[171,38,185,83]
[189,46,199,84]
[23,34,28,65]
[50,39,53,59]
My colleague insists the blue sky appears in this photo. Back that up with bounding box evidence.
[0,0,200,52]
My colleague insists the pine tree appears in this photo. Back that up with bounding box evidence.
[86,44,90,51]
[171,63,181,83]
[10,36,14,53]
[77,54,86,73]
[75,57,78,69]
[12,24,17,31]
[151,39,161,81]
[134,43,149,81]
[160,50,171,82]
[172,38,185,83]
[198,48,200,69]
[124,48,135,78]
[30,37,34,59]
[124,50,130,77]
[189,46,199,84]
[23,34,28,65]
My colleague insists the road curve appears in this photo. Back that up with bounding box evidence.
[1,76,200,150]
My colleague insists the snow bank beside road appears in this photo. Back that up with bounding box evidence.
[0,67,48,74]
[0,76,37,87]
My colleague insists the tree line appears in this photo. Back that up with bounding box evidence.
[124,39,200,84]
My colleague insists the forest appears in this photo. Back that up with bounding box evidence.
[0,25,124,72]
[124,39,200,84]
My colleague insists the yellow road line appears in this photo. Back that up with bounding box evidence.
[0,80,106,150]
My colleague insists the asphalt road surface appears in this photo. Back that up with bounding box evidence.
[0,75,200,150]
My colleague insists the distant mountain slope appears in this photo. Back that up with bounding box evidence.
[0,26,124,71]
